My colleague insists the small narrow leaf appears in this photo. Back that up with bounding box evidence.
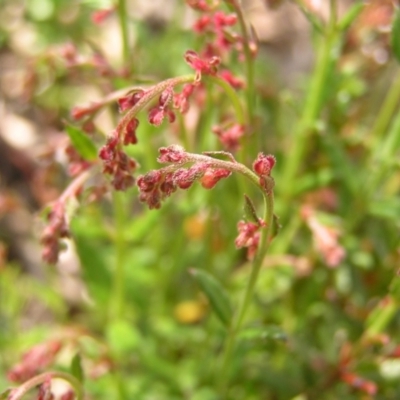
[392,7,400,63]
[0,388,13,400]
[70,353,84,383]
[295,3,324,34]
[190,269,233,327]
[338,3,364,31]
[66,124,97,161]
[239,325,287,344]
[271,214,281,239]
[365,297,397,337]
[243,194,259,224]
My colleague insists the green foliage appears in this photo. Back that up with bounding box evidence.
[1,1,400,399]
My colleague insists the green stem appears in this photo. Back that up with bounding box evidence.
[117,0,130,65]
[9,371,83,400]
[223,0,256,148]
[109,191,127,321]
[233,1,255,125]
[206,75,246,126]
[219,185,275,396]
[281,4,338,201]
[368,67,400,147]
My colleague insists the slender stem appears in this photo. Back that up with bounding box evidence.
[223,0,256,152]
[206,75,246,125]
[368,67,400,147]
[117,0,130,65]
[281,6,338,201]
[219,184,275,395]
[9,371,83,400]
[109,191,127,321]
[234,1,255,126]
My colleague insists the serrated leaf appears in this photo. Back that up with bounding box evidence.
[243,194,259,224]
[338,3,364,31]
[66,124,97,161]
[392,7,400,63]
[70,353,84,383]
[190,269,233,327]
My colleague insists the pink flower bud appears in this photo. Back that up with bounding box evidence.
[252,153,276,177]
[158,145,187,163]
[200,168,231,189]
[118,90,145,112]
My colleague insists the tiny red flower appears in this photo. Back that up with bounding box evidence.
[158,145,188,164]
[200,168,231,189]
[184,50,220,80]
[235,219,265,260]
[118,90,145,112]
[123,118,139,145]
[174,83,196,113]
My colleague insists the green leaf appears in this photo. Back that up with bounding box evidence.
[238,325,287,344]
[338,3,364,31]
[295,2,324,34]
[392,7,400,63]
[190,269,233,327]
[365,297,397,337]
[243,194,259,224]
[65,124,97,161]
[369,198,400,220]
[0,389,13,400]
[70,353,84,383]
[106,320,140,359]
[72,229,112,306]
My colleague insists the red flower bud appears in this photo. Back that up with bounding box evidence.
[252,153,276,177]
[200,168,231,189]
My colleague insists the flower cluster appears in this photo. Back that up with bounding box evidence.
[191,8,239,56]
[235,219,266,260]
[99,132,137,190]
[40,201,70,264]
[7,340,62,382]
[137,145,231,209]
[184,50,221,81]
[212,123,245,151]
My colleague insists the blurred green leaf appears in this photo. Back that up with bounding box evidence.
[106,320,140,358]
[238,324,287,344]
[365,297,397,336]
[392,7,400,63]
[66,124,97,161]
[73,232,112,306]
[369,198,400,220]
[190,269,233,327]
[70,353,84,383]
[0,389,13,400]
[338,3,364,31]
